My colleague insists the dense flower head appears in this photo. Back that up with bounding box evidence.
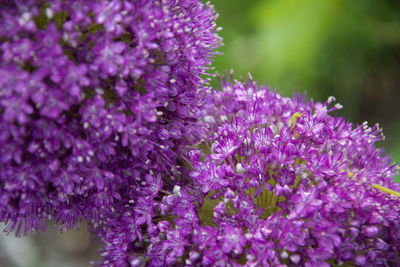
[0,0,221,238]
[2,1,400,266]
[138,73,400,266]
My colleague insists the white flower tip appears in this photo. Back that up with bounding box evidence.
[236,163,246,174]
[334,103,343,110]
[173,185,181,195]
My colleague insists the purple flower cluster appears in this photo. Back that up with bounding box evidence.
[2,1,400,266]
[0,0,220,244]
[143,74,400,266]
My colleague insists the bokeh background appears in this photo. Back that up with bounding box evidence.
[1,0,400,266]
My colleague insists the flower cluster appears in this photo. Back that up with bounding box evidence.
[0,0,221,243]
[143,74,400,266]
[2,1,400,267]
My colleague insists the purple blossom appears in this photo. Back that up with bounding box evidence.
[2,1,400,266]
[0,0,221,265]
[143,74,400,266]
[218,225,246,254]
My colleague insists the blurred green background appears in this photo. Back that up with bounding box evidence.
[2,1,400,266]
[211,0,400,179]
